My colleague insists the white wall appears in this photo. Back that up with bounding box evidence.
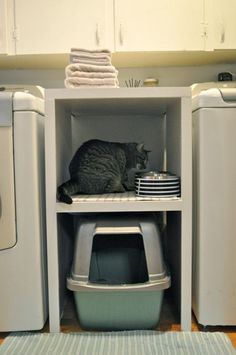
[118,63,236,87]
[0,63,236,88]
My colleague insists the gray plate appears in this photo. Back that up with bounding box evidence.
[136,171,179,181]
[135,183,180,189]
[135,189,180,195]
[136,193,181,198]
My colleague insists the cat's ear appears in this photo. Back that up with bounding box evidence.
[136,143,145,152]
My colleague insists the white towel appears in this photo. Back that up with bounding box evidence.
[70,57,112,66]
[65,67,118,79]
[70,52,111,60]
[65,48,118,89]
[65,63,118,74]
[65,82,118,88]
[71,48,111,55]
[70,51,112,66]
[65,77,119,87]
[67,64,116,75]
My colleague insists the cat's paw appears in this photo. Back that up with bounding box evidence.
[122,182,135,191]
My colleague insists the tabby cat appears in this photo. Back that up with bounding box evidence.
[57,139,149,204]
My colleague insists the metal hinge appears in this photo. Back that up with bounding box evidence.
[12,28,18,41]
[201,22,209,50]
[201,23,208,38]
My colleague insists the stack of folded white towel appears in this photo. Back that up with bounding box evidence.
[65,48,119,88]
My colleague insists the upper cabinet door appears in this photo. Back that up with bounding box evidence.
[0,0,7,54]
[0,0,14,55]
[206,0,236,49]
[14,0,114,54]
[114,0,205,51]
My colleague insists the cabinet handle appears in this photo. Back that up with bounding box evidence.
[119,23,124,45]
[220,24,225,44]
[96,23,100,46]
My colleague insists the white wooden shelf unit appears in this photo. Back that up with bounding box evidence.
[45,87,192,332]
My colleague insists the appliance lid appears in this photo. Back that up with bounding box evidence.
[0,85,44,115]
[192,86,236,111]
[13,92,44,115]
[219,88,236,102]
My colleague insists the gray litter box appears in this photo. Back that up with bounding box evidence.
[67,213,171,330]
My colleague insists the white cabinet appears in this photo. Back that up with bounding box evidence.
[45,87,192,333]
[114,0,205,51]
[14,0,114,54]
[6,0,236,63]
[205,0,236,50]
[114,0,236,52]
[0,0,7,54]
[11,0,206,55]
[0,0,14,55]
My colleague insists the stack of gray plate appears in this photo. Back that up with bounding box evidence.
[135,171,180,198]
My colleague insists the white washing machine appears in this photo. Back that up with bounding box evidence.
[192,83,236,326]
[0,85,48,331]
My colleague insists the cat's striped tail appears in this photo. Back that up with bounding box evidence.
[57,179,79,204]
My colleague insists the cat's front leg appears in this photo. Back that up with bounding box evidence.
[123,181,135,191]
[122,174,135,191]
[105,177,126,193]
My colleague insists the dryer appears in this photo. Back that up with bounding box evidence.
[192,83,236,326]
[0,85,48,331]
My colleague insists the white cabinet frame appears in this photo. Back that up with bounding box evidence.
[45,88,192,332]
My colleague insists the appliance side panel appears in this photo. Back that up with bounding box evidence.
[13,111,48,324]
[192,109,201,317]
[192,107,236,325]
[0,108,48,331]
[0,126,16,250]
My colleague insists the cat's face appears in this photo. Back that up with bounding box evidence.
[135,143,150,170]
